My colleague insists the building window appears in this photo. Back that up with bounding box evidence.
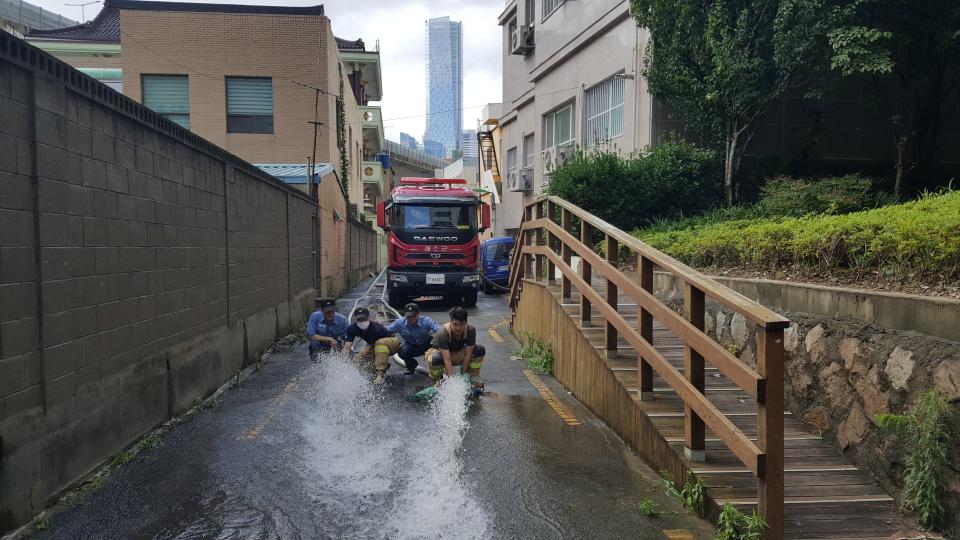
[524,0,535,27]
[522,133,535,169]
[226,77,274,134]
[584,75,625,147]
[142,75,189,129]
[506,146,518,176]
[543,0,566,20]
[543,104,574,148]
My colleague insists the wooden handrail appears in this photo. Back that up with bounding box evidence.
[541,196,789,330]
[509,196,785,538]
[524,218,767,400]
[525,246,765,474]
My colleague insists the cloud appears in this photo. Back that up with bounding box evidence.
[25,0,503,142]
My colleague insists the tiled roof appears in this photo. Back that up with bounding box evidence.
[108,0,323,16]
[336,36,365,51]
[26,0,324,41]
[26,5,119,42]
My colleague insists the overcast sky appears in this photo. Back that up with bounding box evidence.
[29,0,504,142]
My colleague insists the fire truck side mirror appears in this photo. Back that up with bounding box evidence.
[480,203,491,231]
[376,202,386,229]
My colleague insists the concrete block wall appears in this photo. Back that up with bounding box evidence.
[0,33,329,533]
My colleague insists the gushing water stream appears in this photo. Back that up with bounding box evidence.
[296,353,490,539]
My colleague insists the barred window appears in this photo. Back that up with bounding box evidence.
[506,147,518,175]
[522,134,535,168]
[584,76,625,147]
[543,0,566,20]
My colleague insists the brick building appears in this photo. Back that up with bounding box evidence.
[25,0,387,217]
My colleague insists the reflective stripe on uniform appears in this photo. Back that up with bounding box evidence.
[469,361,483,369]
[374,345,390,353]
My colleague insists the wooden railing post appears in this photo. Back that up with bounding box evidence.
[758,327,785,539]
[524,205,534,280]
[546,200,557,283]
[605,235,619,359]
[560,208,573,301]
[684,283,706,462]
[535,202,545,281]
[579,221,593,327]
[638,255,654,401]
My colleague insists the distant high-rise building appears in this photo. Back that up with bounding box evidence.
[423,139,446,160]
[460,129,478,165]
[399,132,418,151]
[424,16,462,159]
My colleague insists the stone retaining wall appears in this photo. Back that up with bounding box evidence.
[656,285,960,535]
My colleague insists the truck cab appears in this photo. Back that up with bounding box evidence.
[479,236,515,293]
[377,178,490,308]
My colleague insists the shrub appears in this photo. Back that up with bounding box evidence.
[634,190,960,277]
[756,175,884,216]
[547,141,722,231]
[875,389,953,529]
[517,332,554,375]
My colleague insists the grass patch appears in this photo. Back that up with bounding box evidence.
[516,331,555,375]
[638,497,658,517]
[876,388,954,529]
[661,469,706,517]
[716,503,766,540]
[635,190,960,278]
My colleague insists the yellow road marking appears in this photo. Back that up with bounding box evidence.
[488,327,504,343]
[662,530,694,540]
[243,377,300,440]
[522,369,580,426]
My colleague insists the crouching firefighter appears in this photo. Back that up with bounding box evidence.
[385,303,441,375]
[425,306,485,388]
[340,307,395,384]
[306,298,349,361]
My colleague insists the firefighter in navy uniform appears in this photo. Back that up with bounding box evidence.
[306,298,349,361]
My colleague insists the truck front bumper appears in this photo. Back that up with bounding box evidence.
[387,270,481,296]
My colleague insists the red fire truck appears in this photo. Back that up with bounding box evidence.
[377,178,491,308]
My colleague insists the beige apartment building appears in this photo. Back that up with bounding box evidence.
[493,0,651,236]
[26,0,387,216]
[493,0,960,236]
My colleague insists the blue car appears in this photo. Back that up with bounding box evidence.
[480,236,515,293]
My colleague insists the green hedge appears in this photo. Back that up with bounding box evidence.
[546,141,722,231]
[635,190,960,276]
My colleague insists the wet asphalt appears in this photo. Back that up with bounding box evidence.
[27,279,714,540]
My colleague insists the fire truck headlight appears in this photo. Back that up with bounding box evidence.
[389,274,408,283]
[463,274,481,283]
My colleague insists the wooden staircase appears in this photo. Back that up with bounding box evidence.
[509,196,915,539]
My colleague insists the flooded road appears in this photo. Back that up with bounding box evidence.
[30,280,713,539]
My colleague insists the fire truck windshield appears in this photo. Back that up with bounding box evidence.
[395,204,476,230]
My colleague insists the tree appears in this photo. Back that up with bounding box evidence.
[829,0,960,198]
[632,0,845,204]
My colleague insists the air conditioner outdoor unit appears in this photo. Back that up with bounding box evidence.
[520,167,533,191]
[506,170,520,191]
[510,26,533,55]
[556,142,575,167]
[542,146,556,177]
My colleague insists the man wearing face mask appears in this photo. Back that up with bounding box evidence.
[341,307,396,384]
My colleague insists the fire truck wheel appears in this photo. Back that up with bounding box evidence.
[388,290,406,310]
[463,291,478,308]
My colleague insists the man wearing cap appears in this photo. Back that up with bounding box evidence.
[341,307,396,384]
[385,303,441,374]
[306,298,349,361]
[425,306,486,387]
